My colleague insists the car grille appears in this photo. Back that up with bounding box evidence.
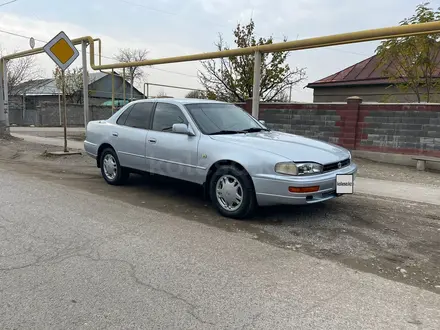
[323,158,350,172]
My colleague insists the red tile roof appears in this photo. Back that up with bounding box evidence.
[307,55,397,88]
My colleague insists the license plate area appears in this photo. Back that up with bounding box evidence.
[336,174,354,194]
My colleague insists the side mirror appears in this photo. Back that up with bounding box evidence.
[259,120,266,125]
[172,123,195,136]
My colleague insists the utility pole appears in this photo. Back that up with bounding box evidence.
[130,67,134,101]
[123,68,126,103]
[252,51,261,119]
[0,58,6,136]
[82,40,89,128]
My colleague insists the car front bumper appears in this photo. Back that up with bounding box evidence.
[252,163,358,206]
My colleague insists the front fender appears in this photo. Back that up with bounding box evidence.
[198,135,290,178]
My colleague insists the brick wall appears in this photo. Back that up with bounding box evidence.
[239,98,440,157]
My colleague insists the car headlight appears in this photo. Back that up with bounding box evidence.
[275,162,323,176]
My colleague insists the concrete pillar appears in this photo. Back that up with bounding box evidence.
[416,160,426,171]
[346,96,363,105]
[252,51,262,119]
[344,96,363,150]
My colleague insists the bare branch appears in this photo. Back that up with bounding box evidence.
[114,48,149,84]
[197,18,307,102]
[0,47,42,94]
[53,67,87,104]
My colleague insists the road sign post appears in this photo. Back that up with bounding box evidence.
[43,31,79,153]
[62,70,67,152]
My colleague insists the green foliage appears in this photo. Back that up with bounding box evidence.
[375,2,440,102]
[53,67,88,104]
[198,19,306,102]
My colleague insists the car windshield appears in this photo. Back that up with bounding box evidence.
[185,103,268,135]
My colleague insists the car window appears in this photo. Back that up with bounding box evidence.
[116,106,133,125]
[152,102,187,132]
[123,102,154,129]
[185,103,262,135]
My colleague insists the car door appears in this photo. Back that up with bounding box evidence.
[110,102,154,171]
[145,102,201,182]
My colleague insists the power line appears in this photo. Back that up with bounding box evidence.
[0,28,200,78]
[120,0,370,58]
[0,28,45,43]
[0,0,18,7]
[120,0,229,29]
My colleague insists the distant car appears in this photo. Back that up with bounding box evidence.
[84,98,357,219]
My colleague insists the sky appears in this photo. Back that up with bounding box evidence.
[0,0,438,101]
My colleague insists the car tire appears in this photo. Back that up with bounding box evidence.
[209,165,257,219]
[100,148,129,185]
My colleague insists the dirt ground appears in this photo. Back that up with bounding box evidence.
[1,138,439,293]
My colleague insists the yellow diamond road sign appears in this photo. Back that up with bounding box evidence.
[43,31,79,71]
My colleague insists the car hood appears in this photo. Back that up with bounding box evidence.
[209,130,350,164]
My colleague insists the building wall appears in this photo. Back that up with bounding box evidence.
[240,98,440,157]
[9,98,440,158]
[9,102,114,127]
[312,85,440,103]
[89,75,144,100]
[8,94,115,125]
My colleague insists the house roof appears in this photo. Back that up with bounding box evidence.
[89,72,107,83]
[307,54,440,89]
[10,79,58,96]
[307,56,392,88]
[10,71,127,96]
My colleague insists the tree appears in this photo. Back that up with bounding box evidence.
[185,90,207,98]
[198,19,307,102]
[115,48,149,100]
[0,47,41,95]
[375,2,440,102]
[53,67,87,103]
[156,90,167,97]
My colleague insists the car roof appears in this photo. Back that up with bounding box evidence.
[130,98,229,106]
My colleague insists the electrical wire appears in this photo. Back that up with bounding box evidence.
[0,28,200,78]
[0,0,18,8]
[119,0,370,57]
[119,0,229,29]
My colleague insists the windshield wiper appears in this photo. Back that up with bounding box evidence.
[209,130,246,135]
[242,127,270,132]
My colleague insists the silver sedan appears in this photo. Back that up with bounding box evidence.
[84,98,357,219]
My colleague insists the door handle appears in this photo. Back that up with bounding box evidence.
[112,132,118,137]
[148,138,157,143]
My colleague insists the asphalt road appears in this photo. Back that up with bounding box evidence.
[1,167,440,329]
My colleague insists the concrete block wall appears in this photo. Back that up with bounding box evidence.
[258,104,343,145]
[239,98,440,157]
[356,104,440,157]
[9,102,114,127]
